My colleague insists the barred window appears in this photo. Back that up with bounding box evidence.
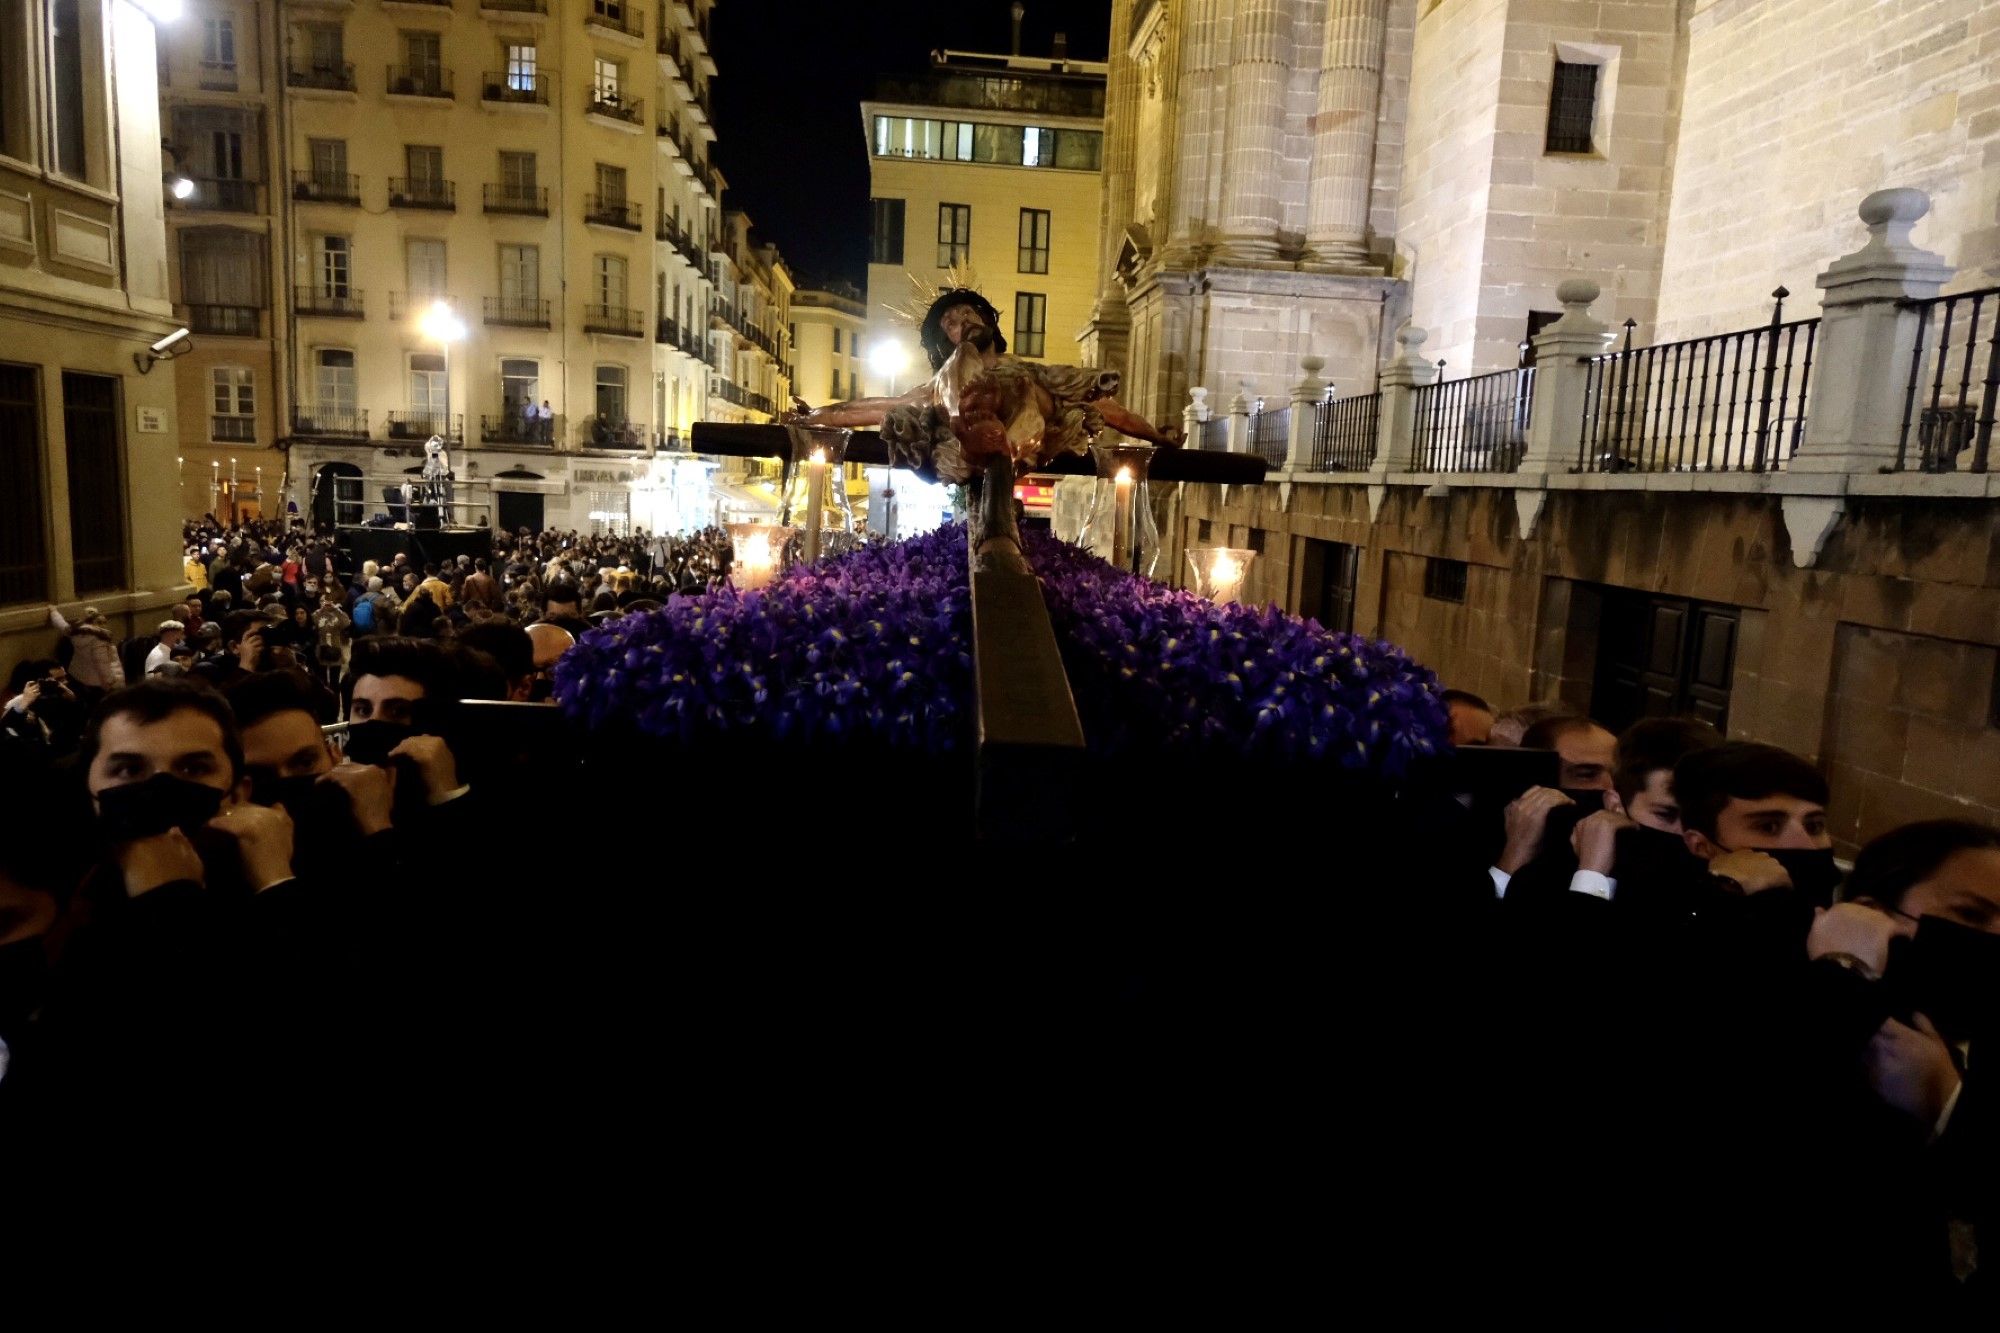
[1545,60,1599,154]
[936,203,970,269]
[1018,208,1050,274]
[1423,557,1468,603]
[869,197,904,265]
[1013,291,1046,359]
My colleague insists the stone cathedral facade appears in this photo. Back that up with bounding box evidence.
[1086,0,2000,427]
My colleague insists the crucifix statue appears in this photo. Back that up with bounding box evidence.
[785,286,1183,571]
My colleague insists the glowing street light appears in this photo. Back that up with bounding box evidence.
[168,175,196,200]
[417,299,467,429]
[136,0,185,21]
[867,339,910,395]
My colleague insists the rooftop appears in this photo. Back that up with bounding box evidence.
[870,50,1107,122]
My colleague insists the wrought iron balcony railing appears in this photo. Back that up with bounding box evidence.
[292,170,360,204]
[294,285,364,318]
[482,183,548,216]
[388,177,455,210]
[484,296,551,328]
[581,303,645,337]
[386,64,453,99]
[482,70,549,106]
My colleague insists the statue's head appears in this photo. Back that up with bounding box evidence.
[919,289,1007,371]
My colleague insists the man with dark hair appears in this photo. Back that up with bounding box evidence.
[194,609,269,691]
[1612,717,1724,833]
[341,638,467,815]
[1519,714,1617,792]
[1441,689,1494,747]
[1673,741,1838,902]
[458,622,535,702]
[228,670,394,845]
[542,581,590,639]
[1846,819,2000,933]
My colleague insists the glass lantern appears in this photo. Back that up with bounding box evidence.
[1187,548,1257,605]
[780,425,856,562]
[727,522,797,592]
[1080,440,1161,577]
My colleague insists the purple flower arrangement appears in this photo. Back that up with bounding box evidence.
[553,523,974,751]
[555,522,1447,774]
[1020,528,1448,774]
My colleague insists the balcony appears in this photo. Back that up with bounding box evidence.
[482,183,548,216]
[584,194,640,230]
[656,427,685,452]
[294,284,364,318]
[580,415,644,450]
[583,5,644,41]
[386,64,453,99]
[198,59,238,91]
[387,291,459,319]
[184,304,261,336]
[389,177,456,210]
[292,407,369,439]
[211,415,257,443]
[287,60,356,93]
[871,70,1106,119]
[484,295,551,328]
[480,412,559,447]
[482,71,549,107]
[657,316,680,346]
[292,170,360,205]
[480,0,547,14]
[387,411,463,442]
[172,177,262,213]
[582,303,645,338]
[586,91,644,126]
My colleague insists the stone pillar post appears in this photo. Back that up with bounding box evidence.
[1083,0,1139,369]
[1216,0,1292,263]
[1185,385,1210,442]
[1306,0,1387,267]
[1519,279,1614,473]
[1286,356,1327,470]
[1371,325,1437,475]
[1162,0,1220,264]
[1227,383,1252,454]
[1792,188,1954,473]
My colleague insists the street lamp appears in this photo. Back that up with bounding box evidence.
[867,339,910,396]
[417,299,467,433]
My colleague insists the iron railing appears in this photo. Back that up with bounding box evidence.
[292,170,360,204]
[294,285,364,318]
[1895,285,2000,473]
[583,5,644,39]
[481,0,546,12]
[482,183,547,216]
[581,416,644,449]
[387,411,463,441]
[483,71,549,106]
[585,195,641,229]
[656,428,686,452]
[210,416,256,443]
[386,64,453,98]
[197,60,238,90]
[184,304,260,336]
[389,177,455,210]
[1312,391,1380,471]
[1199,415,1229,451]
[1578,290,1817,473]
[870,71,1105,118]
[484,295,550,327]
[658,317,681,345]
[174,176,261,212]
[481,413,560,447]
[287,60,355,92]
[582,304,645,337]
[1412,368,1535,472]
[586,91,644,125]
[1251,406,1291,468]
[292,407,368,438]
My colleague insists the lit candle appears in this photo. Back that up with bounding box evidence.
[803,446,827,562]
[1188,547,1257,605]
[731,526,778,590]
[1112,465,1134,571]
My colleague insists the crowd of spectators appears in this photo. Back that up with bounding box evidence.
[0,517,1992,1309]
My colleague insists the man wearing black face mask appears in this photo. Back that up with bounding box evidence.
[1675,742,1842,906]
[341,638,471,823]
[229,670,395,852]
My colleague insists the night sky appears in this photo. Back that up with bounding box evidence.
[711,0,1111,291]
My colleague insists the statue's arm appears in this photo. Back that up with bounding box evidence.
[1097,396,1184,448]
[794,387,931,428]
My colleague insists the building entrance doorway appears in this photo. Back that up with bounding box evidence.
[1590,588,1738,733]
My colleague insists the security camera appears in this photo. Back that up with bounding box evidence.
[134,327,194,374]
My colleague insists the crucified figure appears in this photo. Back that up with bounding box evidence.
[787,290,1181,485]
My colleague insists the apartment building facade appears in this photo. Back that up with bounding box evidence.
[158,0,790,534]
[1,0,189,682]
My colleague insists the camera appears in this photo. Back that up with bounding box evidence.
[148,328,193,357]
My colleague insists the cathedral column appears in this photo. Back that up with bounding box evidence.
[1305,0,1388,266]
[1161,0,1220,264]
[1215,0,1293,263]
[1082,0,1139,368]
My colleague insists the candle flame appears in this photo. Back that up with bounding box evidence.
[1213,551,1241,584]
[743,532,773,565]
[809,448,827,465]
[1115,466,1134,483]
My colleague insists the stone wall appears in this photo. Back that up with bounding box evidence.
[1177,478,2000,853]
[1395,0,1685,372]
[1655,0,2000,339]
